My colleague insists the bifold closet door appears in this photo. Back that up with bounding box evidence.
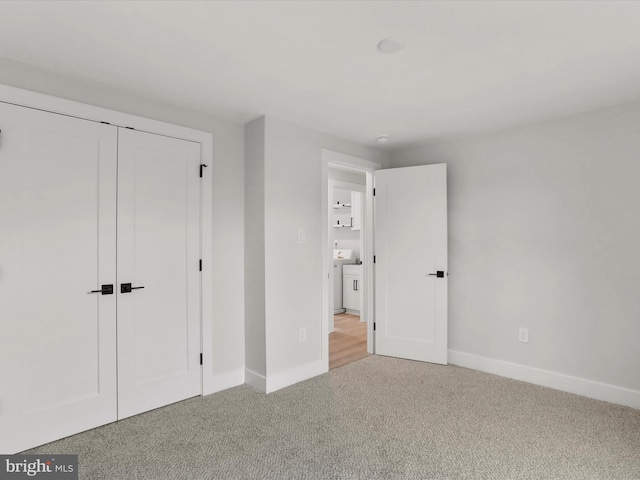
[0,102,118,454]
[116,128,201,419]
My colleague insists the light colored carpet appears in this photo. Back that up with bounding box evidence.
[27,355,640,479]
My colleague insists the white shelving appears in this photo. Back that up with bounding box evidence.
[332,192,361,230]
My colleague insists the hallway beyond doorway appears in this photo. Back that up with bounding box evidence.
[329,313,370,369]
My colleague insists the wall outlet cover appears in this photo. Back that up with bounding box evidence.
[519,327,529,343]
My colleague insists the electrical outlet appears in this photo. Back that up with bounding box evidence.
[518,327,529,343]
[299,328,306,342]
[297,229,306,244]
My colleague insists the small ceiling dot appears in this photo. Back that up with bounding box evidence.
[377,37,404,54]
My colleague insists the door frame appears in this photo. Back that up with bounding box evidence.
[321,149,381,370]
[0,83,215,395]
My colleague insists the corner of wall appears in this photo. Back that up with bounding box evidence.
[243,117,267,378]
[204,369,246,396]
[265,359,327,394]
[245,368,267,393]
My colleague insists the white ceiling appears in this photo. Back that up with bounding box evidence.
[1,1,640,149]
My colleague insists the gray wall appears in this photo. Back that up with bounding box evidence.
[392,102,640,392]
[264,116,389,376]
[247,116,389,382]
[244,118,267,376]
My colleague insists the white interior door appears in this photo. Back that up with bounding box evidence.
[0,102,118,453]
[116,128,201,419]
[374,164,448,364]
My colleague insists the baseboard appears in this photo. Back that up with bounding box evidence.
[449,350,640,410]
[266,359,327,394]
[203,369,245,396]
[244,368,267,393]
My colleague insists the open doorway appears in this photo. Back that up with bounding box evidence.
[321,150,380,371]
[329,174,368,369]
[321,151,449,373]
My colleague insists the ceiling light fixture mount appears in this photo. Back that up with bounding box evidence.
[377,37,404,54]
[376,135,390,144]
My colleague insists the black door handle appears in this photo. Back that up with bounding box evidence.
[89,284,113,295]
[121,283,145,293]
[428,271,445,278]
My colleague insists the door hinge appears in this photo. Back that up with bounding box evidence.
[373,323,376,331]
[200,164,208,178]
[373,188,376,196]
[200,353,203,365]
[373,255,376,263]
[125,126,135,130]
[100,121,111,125]
[199,259,202,271]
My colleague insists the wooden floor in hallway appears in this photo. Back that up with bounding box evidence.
[329,313,370,370]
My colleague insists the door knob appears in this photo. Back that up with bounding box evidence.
[121,283,145,293]
[428,271,445,278]
[89,284,113,295]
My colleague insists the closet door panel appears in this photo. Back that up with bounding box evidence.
[117,128,201,419]
[0,102,117,454]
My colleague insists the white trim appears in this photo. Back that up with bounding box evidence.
[266,359,326,394]
[203,369,245,395]
[321,149,381,372]
[363,170,375,354]
[0,83,215,398]
[321,156,330,368]
[449,350,640,410]
[323,150,381,172]
[0,84,205,142]
[330,180,366,194]
[245,369,267,393]
[199,139,215,396]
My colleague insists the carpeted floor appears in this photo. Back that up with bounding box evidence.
[27,355,640,479]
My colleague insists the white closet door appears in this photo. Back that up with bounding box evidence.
[116,128,201,419]
[0,102,118,454]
